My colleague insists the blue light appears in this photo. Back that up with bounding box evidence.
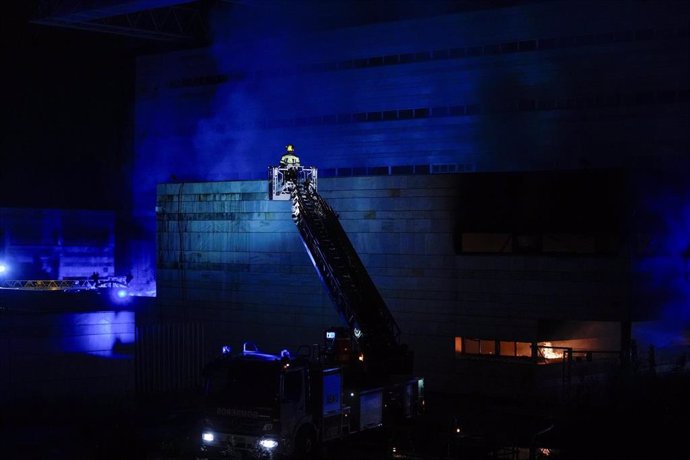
[0,263,7,275]
[202,432,214,443]
[108,287,132,305]
[60,311,135,358]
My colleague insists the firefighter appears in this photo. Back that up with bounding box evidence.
[281,144,300,182]
[280,144,300,168]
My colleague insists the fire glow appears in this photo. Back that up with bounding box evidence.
[538,342,564,361]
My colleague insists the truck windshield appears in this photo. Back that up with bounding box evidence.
[204,361,280,407]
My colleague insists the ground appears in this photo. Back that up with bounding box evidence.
[1,370,688,459]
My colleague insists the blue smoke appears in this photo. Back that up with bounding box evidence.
[633,185,690,346]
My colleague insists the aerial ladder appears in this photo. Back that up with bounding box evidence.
[0,276,130,291]
[270,145,412,377]
[198,146,422,459]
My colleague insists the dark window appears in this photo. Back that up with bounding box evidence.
[513,233,542,254]
[392,165,414,175]
[466,104,481,115]
[449,47,466,58]
[467,46,483,56]
[538,38,557,49]
[635,91,655,105]
[593,32,614,44]
[414,51,431,61]
[432,49,449,60]
[337,113,352,123]
[460,233,512,253]
[414,108,429,118]
[414,165,430,175]
[399,109,414,119]
[613,30,634,42]
[368,166,389,176]
[449,105,465,116]
[484,44,500,55]
[519,99,536,111]
[538,99,556,110]
[453,170,626,255]
[560,36,576,47]
[635,29,655,40]
[501,42,518,53]
[431,106,449,117]
[399,53,415,63]
[518,40,537,51]
[382,110,397,120]
[603,94,622,107]
[657,90,676,104]
[367,112,382,121]
[576,35,595,46]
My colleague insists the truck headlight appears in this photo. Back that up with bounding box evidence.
[259,439,278,450]
[202,432,214,443]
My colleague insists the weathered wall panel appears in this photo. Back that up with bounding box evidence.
[156,174,632,391]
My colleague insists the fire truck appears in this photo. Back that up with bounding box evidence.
[197,146,424,459]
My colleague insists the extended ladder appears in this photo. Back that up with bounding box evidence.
[290,180,402,364]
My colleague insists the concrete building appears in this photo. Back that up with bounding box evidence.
[138,1,689,395]
[2,0,687,401]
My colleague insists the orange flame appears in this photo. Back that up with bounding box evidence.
[539,342,564,360]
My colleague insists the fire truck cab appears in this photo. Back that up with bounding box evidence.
[199,341,423,459]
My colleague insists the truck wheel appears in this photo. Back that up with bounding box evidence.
[294,427,317,459]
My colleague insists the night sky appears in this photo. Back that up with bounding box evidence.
[1,3,142,212]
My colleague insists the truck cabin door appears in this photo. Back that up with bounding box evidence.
[280,368,306,434]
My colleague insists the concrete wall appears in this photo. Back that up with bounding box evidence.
[155,174,631,392]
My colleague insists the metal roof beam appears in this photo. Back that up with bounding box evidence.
[31,1,207,43]
[37,1,196,22]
